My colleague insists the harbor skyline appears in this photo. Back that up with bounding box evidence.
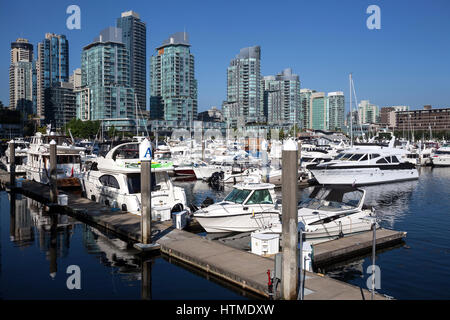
[1,0,450,113]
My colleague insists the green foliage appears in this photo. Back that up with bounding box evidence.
[65,119,101,139]
[36,126,47,134]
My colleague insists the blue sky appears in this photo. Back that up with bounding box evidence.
[1,0,449,112]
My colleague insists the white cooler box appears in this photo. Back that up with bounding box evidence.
[172,210,188,229]
[152,205,171,221]
[251,232,280,255]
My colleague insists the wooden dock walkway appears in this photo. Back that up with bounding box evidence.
[0,171,403,299]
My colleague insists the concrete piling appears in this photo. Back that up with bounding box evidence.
[281,139,299,300]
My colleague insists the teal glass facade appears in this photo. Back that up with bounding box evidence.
[77,28,135,122]
[150,32,197,121]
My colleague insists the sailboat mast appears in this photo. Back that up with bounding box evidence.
[349,73,353,147]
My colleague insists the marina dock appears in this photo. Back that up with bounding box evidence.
[0,170,405,299]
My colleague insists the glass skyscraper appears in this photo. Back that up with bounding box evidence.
[261,68,300,126]
[300,89,315,129]
[36,33,69,122]
[77,27,135,124]
[327,92,345,131]
[310,92,328,130]
[150,32,197,121]
[9,38,34,114]
[223,46,263,126]
[117,11,146,111]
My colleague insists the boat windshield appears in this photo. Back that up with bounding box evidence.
[126,173,159,194]
[224,188,252,204]
[300,187,363,212]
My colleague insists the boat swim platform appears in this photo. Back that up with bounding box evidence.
[0,171,400,300]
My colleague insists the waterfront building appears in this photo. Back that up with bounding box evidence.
[396,106,450,133]
[327,92,345,131]
[309,92,328,130]
[44,82,76,130]
[261,68,301,126]
[223,46,263,126]
[380,106,409,128]
[117,10,146,110]
[76,27,135,130]
[9,38,34,114]
[36,33,69,122]
[198,106,223,122]
[150,32,197,121]
[69,68,82,89]
[300,89,315,129]
[358,100,380,124]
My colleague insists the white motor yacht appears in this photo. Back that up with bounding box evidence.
[24,132,85,185]
[81,142,189,217]
[432,143,450,167]
[309,137,419,185]
[254,186,377,244]
[194,182,280,233]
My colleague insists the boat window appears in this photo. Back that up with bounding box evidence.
[339,153,354,161]
[126,173,159,194]
[391,156,400,163]
[376,157,389,164]
[370,154,380,159]
[224,188,252,204]
[348,154,364,161]
[245,189,273,205]
[435,150,450,155]
[359,154,368,161]
[99,175,120,189]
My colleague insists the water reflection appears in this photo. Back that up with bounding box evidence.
[1,192,249,299]
[361,180,418,229]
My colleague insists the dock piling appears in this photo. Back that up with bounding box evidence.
[49,140,58,203]
[141,159,152,244]
[281,139,299,300]
[9,141,15,188]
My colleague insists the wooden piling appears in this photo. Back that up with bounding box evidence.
[49,140,58,203]
[141,160,152,244]
[281,139,299,300]
[9,141,15,188]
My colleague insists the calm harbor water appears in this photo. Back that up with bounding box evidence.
[177,167,450,300]
[1,167,449,299]
[0,192,252,300]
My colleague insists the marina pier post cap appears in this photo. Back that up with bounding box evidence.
[139,138,152,161]
[283,138,298,151]
[50,140,57,145]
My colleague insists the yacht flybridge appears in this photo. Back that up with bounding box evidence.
[81,142,189,217]
[194,182,280,233]
[308,137,419,186]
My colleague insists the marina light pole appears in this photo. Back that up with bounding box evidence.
[281,138,299,300]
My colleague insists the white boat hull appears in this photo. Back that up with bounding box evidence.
[195,212,280,233]
[310,167,418,185]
